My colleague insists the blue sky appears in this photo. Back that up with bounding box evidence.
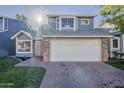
[0,5,102,29]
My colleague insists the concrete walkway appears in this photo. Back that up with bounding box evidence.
[40,62,124,88]
[15,57,42,67]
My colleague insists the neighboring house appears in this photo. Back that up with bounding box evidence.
[0,15,31,57]
[11,30,42,57]
[11,14,112,62]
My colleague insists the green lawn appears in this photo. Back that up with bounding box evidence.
[107,61,124,70]
[0,57,46,88]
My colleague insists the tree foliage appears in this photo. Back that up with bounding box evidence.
[16,14,28,23]
[99,5,124,33]
[15,14,32,30]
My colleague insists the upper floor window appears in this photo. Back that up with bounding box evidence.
[56,17,76,31]
[0,17,8,32]
[80,18,89,25]
[61,18,74,29]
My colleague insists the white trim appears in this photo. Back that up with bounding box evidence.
[80,18,90,25]
[43,35,113,38]
[59,17,61,31]
[0,30,8,32]
[3,18,4,30]
[11,30,32,39]
[112,37,120,50]
[16,39,33,54]
[56,17,59,30]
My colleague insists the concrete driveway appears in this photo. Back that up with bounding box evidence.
[40,62,124,88]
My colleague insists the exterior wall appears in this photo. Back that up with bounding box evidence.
[34,40,42,57]
[48,17,94,31]
[41,38,50,62]
[101,38,109,62]
[48,17,56,30]
[0,18,30,57]
[77,17,94,31]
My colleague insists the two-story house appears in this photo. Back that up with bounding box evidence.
[11,14,112,62]
[0,15,31,57]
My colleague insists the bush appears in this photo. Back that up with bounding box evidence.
[112,51,124,59]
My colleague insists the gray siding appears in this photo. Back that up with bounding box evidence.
[77,17,94,31]
[48,17,56,30]
[48,16,94,31]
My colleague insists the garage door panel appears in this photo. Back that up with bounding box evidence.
[50,38,101,61]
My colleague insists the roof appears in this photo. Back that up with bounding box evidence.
[47,14,97,17]
[11,30,32,39]
[0,15,25,22]
[40,25,112,38]
[29,30,42,39]
[112,31,122,36]
[11,24,113,40]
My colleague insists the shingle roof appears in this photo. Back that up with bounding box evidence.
[23,24,112,39]
[112,31,122,35]
[40,25,112,37]
[29,30,42,39]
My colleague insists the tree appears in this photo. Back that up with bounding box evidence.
[99,5,124,33]
[16,14,28,23]
[15,14,32,30]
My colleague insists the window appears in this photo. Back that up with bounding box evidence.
[61,18,74,29]
[80,19,89,25]
[113,39,118,48]
[0,17,8,32]
[17,40,32,52]
[0,17,3,31]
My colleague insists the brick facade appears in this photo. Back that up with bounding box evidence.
[101,37,108,62]
[41,38,50,62]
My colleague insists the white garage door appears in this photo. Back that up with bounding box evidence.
[50,38,101,62]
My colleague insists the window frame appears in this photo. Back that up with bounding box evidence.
[58,16,76,31]
[112,37,120,50]
[0,17,8,32]
[80,18,90,25]
[113,39,118,48]
[61,18,74,29]
[16,39,33,53]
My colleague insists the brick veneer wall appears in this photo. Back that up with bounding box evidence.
[41,38,50,62]
[101,37,108,62]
